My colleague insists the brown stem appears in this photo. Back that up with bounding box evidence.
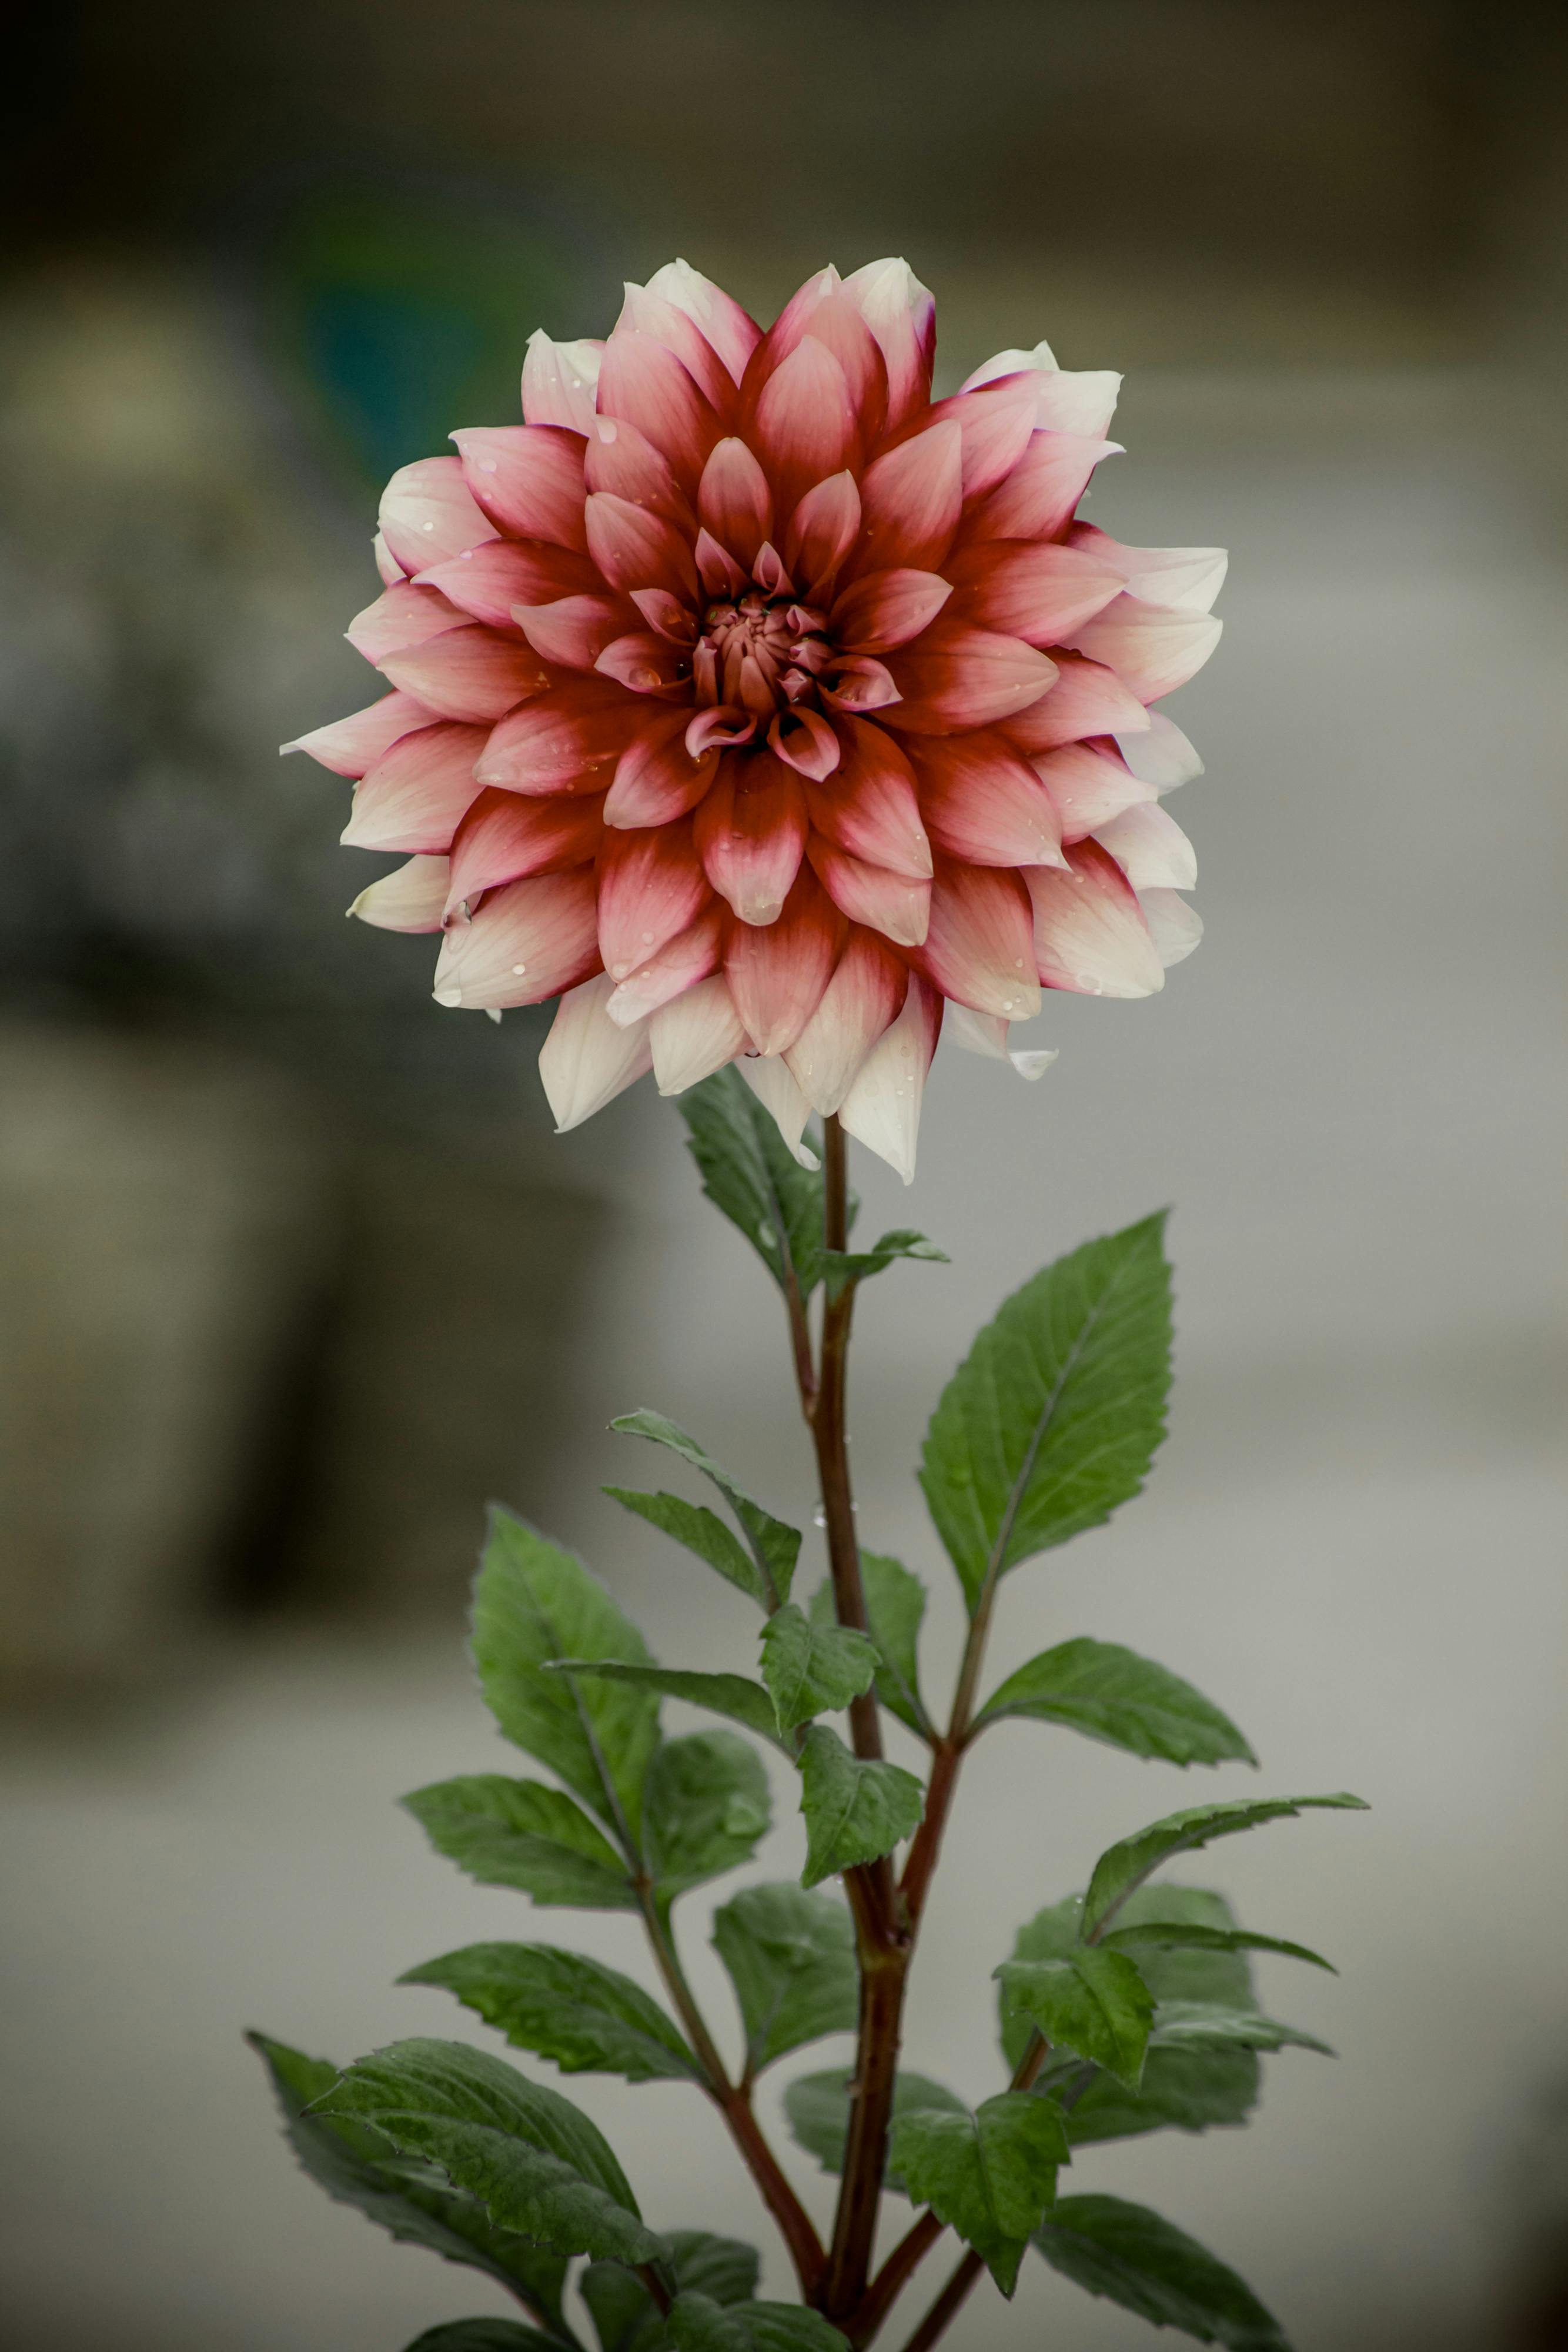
[898,2251,984,2352]
[636,2263,673,2317]
[852,2211,945,2348]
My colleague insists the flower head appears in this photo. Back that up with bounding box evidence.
[289,259,1221,1179]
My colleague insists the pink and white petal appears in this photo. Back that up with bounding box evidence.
[724,871,842,1055]
[831,569,952,654]
[752,335,858,519]
[959,338,1059,392]
[347,854,450,932]
[856,422,963,572]
[539,972,653,1130]
[965,430,1121,544]
[594,630,692,696]
[378,456,499,573]
[807,838,931,947]
[735,265,840,408]
[737,1054,820,1170]
[373,531,404,586]
[630,588,697,645]
[445,790,606,918]
[414,540,603,628]
[451,426,588,551]
[999,651,1150,753]
[614,282,736,412]
[1031,741,1157,841]
[596,820,710,981]
[604,709,720,826]
[818,656,902,717]
[521,332,604,433]
[955,350,1119,439]
[644,260,762,384]
[1114,709,1205,790]
[838,973,941,1185]
[916,860,1040,1018]
[882,624,1056,733]
[584,492,700,600]
[1070,524,1228,614]
[584,413,693,529]
[1092,801,1197,890]
[803,717,931,880]
[910,732,1066,868]
[840,258,935,429]
[942,540,1125,644]
[342,721,488,852]
[514,594,636,670]
[697,438,773,570]
[1064,595,1223,701]
[431,865,600,1008]
[943,1002,1058,1081]
[768,706,841,781]
[785,929,907,1114]
[604,903,724,1025]
[932,379,1038,502]
[1025,840,1165,998]
[477,680,647,795]
[1138,887,1204,968]
[379,627,551,723]
[282,691,440,777]
[695,751,807,925]
[595,331,722,489]
[650,973,748,1094]
[686,704,759,758]
[784,472,861,600]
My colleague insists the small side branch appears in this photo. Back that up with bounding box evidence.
[897,2251,984,2352]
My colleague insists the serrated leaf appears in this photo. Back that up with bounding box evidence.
[995,1949,1155,2090]
[760,1603,878,1732]
[402,1776,637,1912]
[400,1945,702,2084]
[796,1725,924,1889]
[249,2034,568,2324]
[611,1413,801,1609]
[472,1511,660,1842]
[1149,2002,1334,2057]
[808,1557,931,1738]
[1034,2194,1291,2349]
[973,1639,1255,1767]
[312,2037,666,2269]
[583,2229,759,2352]
[919,1214,1173,1612]
[645,1731,771,1899]
[1082,1793,1369,1941]
[677,1066,828,1298]
[1101,1921,1335,1973]
[710,1883,858,2077]
[820,1229,948,1304]
[889,2092,1070,2294]
[604,1488,765,1605]
[405,2327,561,2352]
[551,1661,788,1752]
[667,2294,851,2352]
[782,2069,965,2184]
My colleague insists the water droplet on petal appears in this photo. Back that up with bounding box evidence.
[511,962,529,975]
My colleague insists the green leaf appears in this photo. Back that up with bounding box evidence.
[472,1511,660,1841]
[645,1731,771,1898]
[549,1662,787,1753]
[677,1065,828,1299]
[312,2037,667,2269]
[919,1214,1174,1612]
[760,1603,878,1732]
[782,2069,965,2183]
[820,1229,948,1304]
[667,2294,851,2352]
[973,1639,1255,1767]
[405,2327,562,2352]
[583,2230,758,2352]
[400,1945,702,2084]
[1082,1793,1369,1942]
[249,2034,568,2324]
[604,1488,764,1606]
[796,1725,924,1889]
[808,1557,931,1738]
[402,1776,637,1912]
[1101,1921,1335,1973]
[1034,2194,1291,2349]
[888,2092,1071,2294]
[1052,2046,1262,2144]
[611,1412,801,1609]
[1149,2003,1334,2057]
[711,1883,858,2077]
[995,1949,1155,2090]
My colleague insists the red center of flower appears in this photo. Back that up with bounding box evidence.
[694,592,831,714]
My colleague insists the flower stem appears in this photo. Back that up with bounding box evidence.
[897,2250,984,2352]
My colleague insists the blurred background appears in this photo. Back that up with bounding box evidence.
[1,2,1564,2347]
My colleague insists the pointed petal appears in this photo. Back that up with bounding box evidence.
[807,838,931,947]
[644,260,761,383]
[783,471,861,600]
[694,749,807,924]
[594,630,693,696]
[724,869,842,1055]
[514,594,636,670]
[650,972,748,1093]
[737,1054,820,1168]
[916,859,1039,1018]
[1093,801,1197,889]
[831,569,952,654]
[1115,709,1205,790]
[840,257,935,428]
[346,583,466,663]
[584,412,693,529]
[379,456,499,573]
[347,854,450,932]
[1138,888,1204,968]
[857,422,963,572]
[944,1003,1058,1080]
[282,691,438,777]
[596,820,710,981]
[736,265,841,410]
[342,721,487,851]
[630,588,697,645]
[416,539,602,627]
[838,974,941,1184]
[595,331,722,487]
[803,717,931,879]
[752,335,858,520]
[1031,741,1158,841]
[1025,840,1165,997]
[539,972,653,1129]
[1071,524,1228,614]
[967,430,1121,544]
[686,704,759,758]
[697,437,773,570]
[818,655,902,716]
[614,281,737,412]
[373,530,404,586]
[584,492,700,600]
[604,902,724,1025]
[909,731,1066,868]
[785,929,907,1113]
[431,866,600,1008]
[1064,596,1223,702]
[604,709,720,826]
[446,790,604,916]
[943,540,1125,645]
[452,426,587,550]
[999,651,1150,753]
[959,339,1058,390]
[377,627,552,723]
[795,290,888,439]
[882,624,1056,733]
[477,679,646,795]
[521,332,604,433]
[928,379,1037,502]
[768,706,841,781]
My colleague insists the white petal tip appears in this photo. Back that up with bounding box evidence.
[432,986,463,1008]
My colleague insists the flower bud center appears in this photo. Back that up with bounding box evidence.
[697,591,830,713]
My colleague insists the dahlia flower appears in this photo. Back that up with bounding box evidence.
[286,259,1221,1178]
